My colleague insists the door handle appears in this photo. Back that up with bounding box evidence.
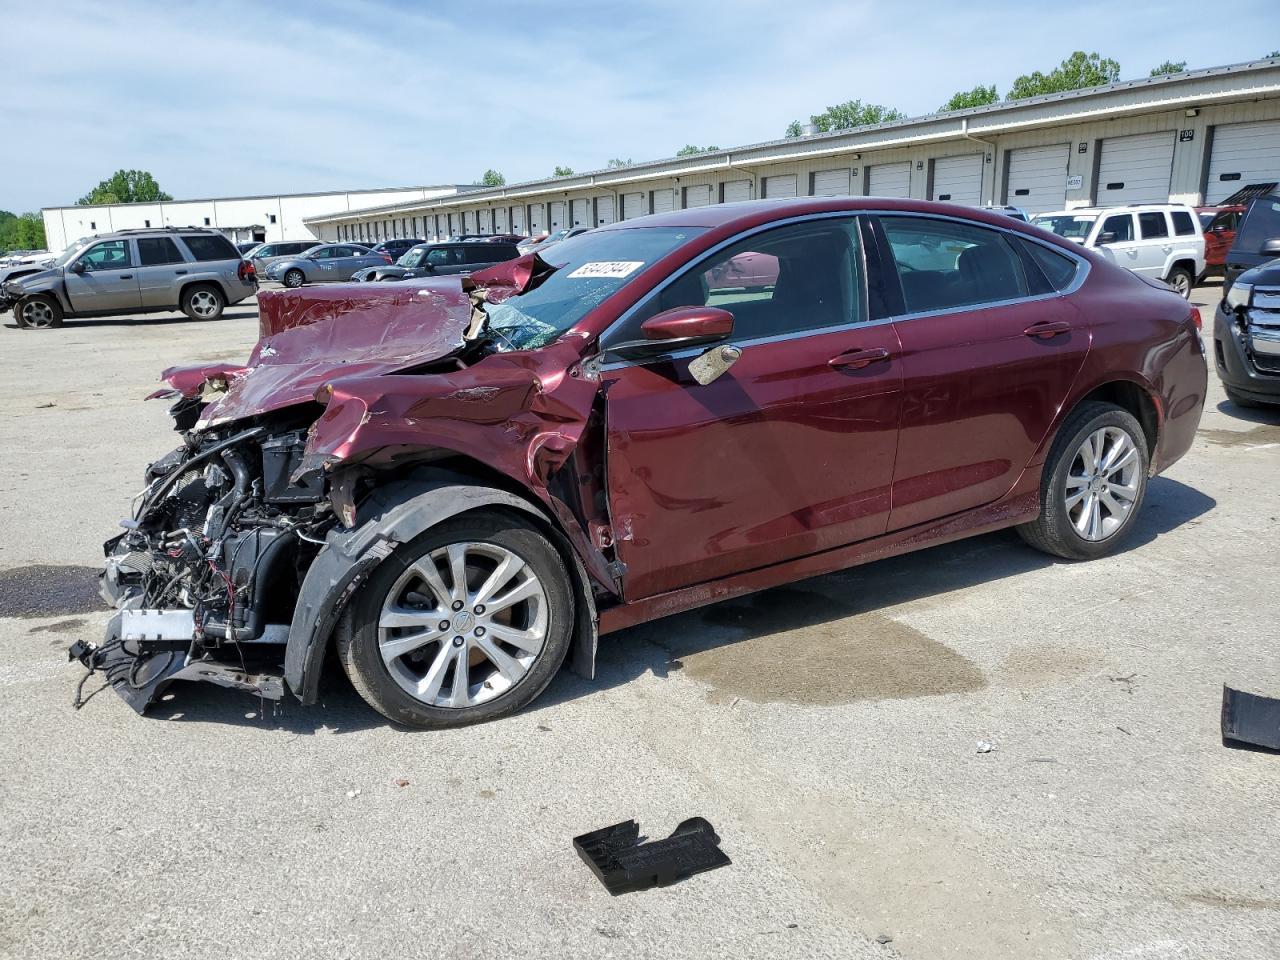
[829,347,891,369]
[119,274,133,280]
[175,269,187,275]
[1024,320,1071,339]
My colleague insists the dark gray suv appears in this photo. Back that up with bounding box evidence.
[351,241,521,282]
[2,228,257,329]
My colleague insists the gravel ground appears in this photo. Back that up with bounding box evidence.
[1,282,1278,960]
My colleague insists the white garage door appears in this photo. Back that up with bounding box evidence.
[448,213,460,237]
[763,174,798,198]
[571,198,590,227]
[652,188,675,214]
[549,201,567,231]
[867,162,911,197]
[931,154,983,204]
[595,196,616,225]
[684,184,712,207]
[812,168,851,196]
[493,208,508,234]
[723,180,751,203]
[623,192,646,219]
[529,204,545,234]
[510,206,525,234]
[1097,131,1175,206]
[1207,120,1280,203]
[1005,144,1070,214]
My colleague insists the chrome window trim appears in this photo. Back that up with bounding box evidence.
[595,208,1091,373]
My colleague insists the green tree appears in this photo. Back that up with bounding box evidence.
[939,84,999,112]
[77,169,173,205]
[1149,60,1186,76]
[676,144,719,156]
[480,169,506,187]
[606,157,632,168]
[1267,50,1280,58]
[552,165,575,177]
[0,212,46,251]
[1008,51,1121,100]
[785,99,905,137]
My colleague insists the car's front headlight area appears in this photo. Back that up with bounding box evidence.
[1225,281,1253,311]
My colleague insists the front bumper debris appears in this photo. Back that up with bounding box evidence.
[69,609,284,714]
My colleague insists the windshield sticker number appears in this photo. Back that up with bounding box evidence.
[567,261,645,280]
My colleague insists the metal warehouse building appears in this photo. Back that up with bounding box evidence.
[41,185,466,254]
[306,57,1280,244]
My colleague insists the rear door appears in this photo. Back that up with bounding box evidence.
[64,239,142,312]
[601,215,902,599]
[135,236,189,307]
[1134,211,1173,278]
[875,214,1089,530]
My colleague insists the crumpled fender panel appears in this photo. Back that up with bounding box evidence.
[299,332,612,589]
[284,475,598,704]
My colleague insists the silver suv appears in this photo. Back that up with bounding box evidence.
[2,227,257,329]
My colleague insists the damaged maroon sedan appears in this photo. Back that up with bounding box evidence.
[74,198,1207,728]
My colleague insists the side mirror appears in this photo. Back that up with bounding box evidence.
[70,260,86,274]
[1095,231,1118,245]
[1262,238,1280,255]
[609,306,735,361]
[420,261,435,272]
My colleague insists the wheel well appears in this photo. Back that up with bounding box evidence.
[178,279,224,303]
[1073,381,1159,454]
[1167,258,1196,279]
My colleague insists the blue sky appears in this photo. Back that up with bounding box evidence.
[1,0,1271,213]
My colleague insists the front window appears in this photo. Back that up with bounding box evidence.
[76,239,132,272]
[1099,214,1135,243]
[485,226,704,351]
[1032,214,1097,241]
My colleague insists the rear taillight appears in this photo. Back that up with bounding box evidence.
[1189,306,1202,331]
[238,260,256,282]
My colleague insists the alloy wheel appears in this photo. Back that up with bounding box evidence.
[284,270,304,288]
[1169,272,1191,297]
[21,300,55,329]
[377,541,548,708]
[189,290,219,319]
[1064,426,1141,541]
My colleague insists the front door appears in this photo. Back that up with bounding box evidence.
[602,215,903,600]
[875,214,1090,530]
[64,239,142,312]
[1093,212,1142,274]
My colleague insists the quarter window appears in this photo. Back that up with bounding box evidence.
[620,217,863,342]
[880,216,1029,313]
[77,240,132,271]
[1138,212,1169,239]
[1099,215,1134,243]
[181,234,238,261]
[1171,210,1196,236]
[136,237,185,266]
[1019,239,1079,292]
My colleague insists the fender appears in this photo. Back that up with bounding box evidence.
[283,474,598,705]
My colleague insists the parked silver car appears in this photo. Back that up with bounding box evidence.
[247,240,324,277]
[2,228,257,329]
[265,243,388,287]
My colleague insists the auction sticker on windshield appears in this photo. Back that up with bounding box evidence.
[567,261,645,279]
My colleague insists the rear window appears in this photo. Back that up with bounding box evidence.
[1171,211,1196,236]
[1020,239,1079,291]
[1138,212,1169,239]
[137,237,185,266]
[180,234,239,262]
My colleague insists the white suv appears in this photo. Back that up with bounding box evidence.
[1031,204,1205,298]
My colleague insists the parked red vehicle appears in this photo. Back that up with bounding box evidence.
[1197,204,1247,277]
[78,198,1206,728]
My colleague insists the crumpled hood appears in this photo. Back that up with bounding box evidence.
[158,279,474,427]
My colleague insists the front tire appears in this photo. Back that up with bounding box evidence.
[1017,402,1149,561]
[338,511,574,729]
[181,283,225,321]
[1165,266,1193,299]
[15,294,63,329]
[283,269,305,288]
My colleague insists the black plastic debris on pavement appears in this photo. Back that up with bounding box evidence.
[1222,685,1280,751]
[573,817,730,895]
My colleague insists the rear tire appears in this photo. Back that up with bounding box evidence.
[15,294,63,329]
[1165,266,1193,299]
[283,269,305,288]
[180,283,225,321]
[338,510,574,729]
[1016,402,1149,561]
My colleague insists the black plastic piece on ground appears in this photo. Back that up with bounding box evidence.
[1222,685,1280,751]
[573,817,730,895]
